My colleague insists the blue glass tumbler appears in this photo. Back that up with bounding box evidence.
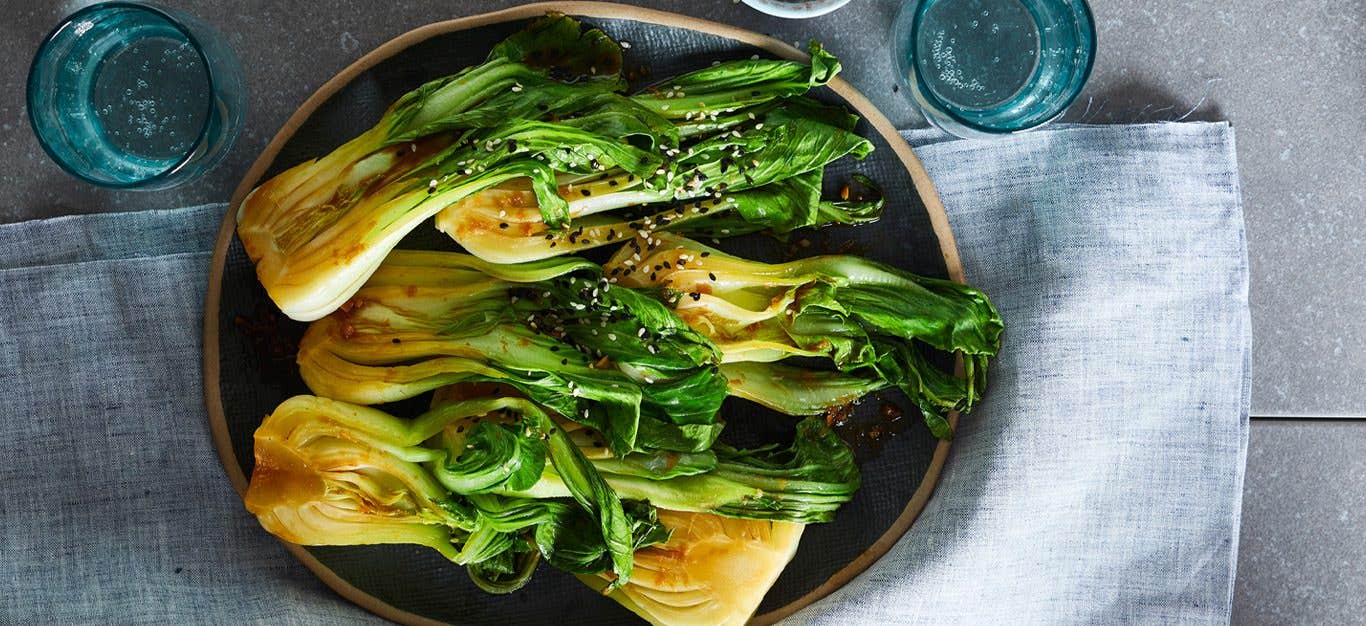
[27,2,245,189]
[891,0,1096,138]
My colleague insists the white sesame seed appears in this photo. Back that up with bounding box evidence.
[661,104,669,110]
[756,123,764,129]
[621,41,632,49]
[747,112,755,120]
[499,210,506,217]
[510,83,523,92]
[608,333,617,341]
[409,143,417,152]
[637,328,646,337]
[750,54,760,60]
[711,60,720,66]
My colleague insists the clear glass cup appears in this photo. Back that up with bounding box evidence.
[27,1,245,190]
[891,0,1095,139]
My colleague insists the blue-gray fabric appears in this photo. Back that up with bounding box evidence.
[0,122,1249,624]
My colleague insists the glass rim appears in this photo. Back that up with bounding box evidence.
[26,1,218,188]
[904,0,1098,136]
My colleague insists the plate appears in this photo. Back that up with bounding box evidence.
[203,3,963,624]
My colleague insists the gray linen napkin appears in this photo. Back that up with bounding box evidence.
[0,122,1248,624]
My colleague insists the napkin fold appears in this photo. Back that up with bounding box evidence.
[0,122,1248,624]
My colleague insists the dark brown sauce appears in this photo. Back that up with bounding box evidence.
[825,398,911,464]
[234,302,299,380]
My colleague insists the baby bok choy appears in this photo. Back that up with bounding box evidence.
[296,250,730,455]
[244,394,652,591]
[243,392,859,594]
[237,14,633,321]
[433,102,878,264]
[604,233,1004,438]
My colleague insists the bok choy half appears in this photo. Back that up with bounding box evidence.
[605,233,1004,438]
[244,392,857,594]
[295,249,730,455]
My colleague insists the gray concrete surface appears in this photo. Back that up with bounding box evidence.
[1234,419,1366,625]
[1,0,1362,622]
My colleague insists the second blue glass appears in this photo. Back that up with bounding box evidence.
[892,0,1095,138]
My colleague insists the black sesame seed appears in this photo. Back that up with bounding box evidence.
[690,292,701,301]
[580,189,591,197]
[662,261,671,269]
[499,222,509,229]
[650,272,657,281]
[701,251,711,257]
[550,346,560,352]
[545,233,555,240]
[391,338,401,344]
[561,358,568,365]
[708,272,717,281]
[549,242,557,248]
[608,179,619,187]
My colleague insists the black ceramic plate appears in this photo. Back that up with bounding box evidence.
[204,4,961,624]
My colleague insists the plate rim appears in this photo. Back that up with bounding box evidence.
[202,3,963,624]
